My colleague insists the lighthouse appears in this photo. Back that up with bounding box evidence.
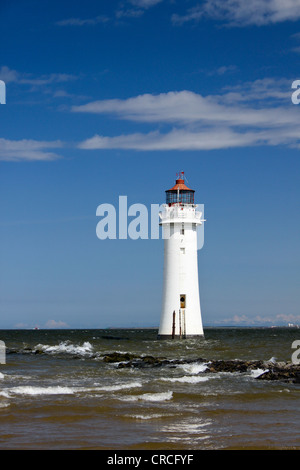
[158,172,204,339]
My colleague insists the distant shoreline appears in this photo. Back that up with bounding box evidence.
[0,325,299,331]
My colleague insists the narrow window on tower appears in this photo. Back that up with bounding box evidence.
[181,224,184,235]
[180,247,185,254]
[180,295,186,308]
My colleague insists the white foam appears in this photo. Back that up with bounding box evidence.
[161,375,208,384]
[3,381,144,398]
[129,414,166,420]
[0,372,29,382]
[178,363,208,375]
[35,341,93,356]
[123,391,173,402]
[0,402,10,409]
[162,420,212,434]
[93,381,142,392]
[250,368,269,378]
[8,386,76,396]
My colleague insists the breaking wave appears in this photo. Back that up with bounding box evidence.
[1,381,143,398]
[250,368,269,378]
[178,362,208,374]
[161,375,208,384]
[34,341,94,357]
[5,386,76,396]
[93,382,143,392]
[122,391,173,402]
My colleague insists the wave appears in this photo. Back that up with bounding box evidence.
[160,376,208,384]
[1,381,143,398]
[178,362,208,375]
[34,341,94,357]
[250,368,269,378]
[128,413,168,420]
[5,386,76,397]
[93,381,143,392]
[0,402,10,409]
[122,391,173,402]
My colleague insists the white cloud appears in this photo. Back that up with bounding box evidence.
[211,65,238,76]
[129,0,163,8]
[0,66,19,83]
[115,8,144,19]
[14,323,30,329]
[221,78,292,103]
[45,320,69,329]
[275,314,300,324]
[75,83,300,151]
[172,0,300,27]
[78,128,275,151]
[0,66,78,87]
[56,16,109,26]
[116,0,163,19]
[172,5,203,25]
[19,73,78,86]
[0,66,81,103]
[216,314,300,326]
[57,1,163,26]
[73,89,298,127]
[0,138,63,161]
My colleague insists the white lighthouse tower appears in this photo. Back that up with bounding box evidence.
[158,172,204,339]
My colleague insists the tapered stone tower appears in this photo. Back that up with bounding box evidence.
[158,172,204,339]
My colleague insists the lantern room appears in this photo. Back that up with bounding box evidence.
[165,171,195,205]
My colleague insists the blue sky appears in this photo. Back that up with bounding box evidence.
[0,0,299,328]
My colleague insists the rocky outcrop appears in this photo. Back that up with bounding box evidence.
[255,364,300,384]
[204,359,300,383]
[102,352,138,363]
[102,352,206,369]
[104,354,300,383]
[6,347,300,383]
[204,359,264,374]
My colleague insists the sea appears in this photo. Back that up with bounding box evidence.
[0,327,299,450]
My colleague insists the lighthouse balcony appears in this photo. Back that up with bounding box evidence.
[159,204,203,225]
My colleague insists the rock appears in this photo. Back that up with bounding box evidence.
[256,365,300,384]
[102,352,137,363]
[34,349,44,355]
[6,349,17,354]
[118,355,167,369]
[9,344,300,384]
[204,360,253,374]
[116,362,132,369]
[201,359,300,384]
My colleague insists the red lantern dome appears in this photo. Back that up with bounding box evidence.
[165,171,195,205]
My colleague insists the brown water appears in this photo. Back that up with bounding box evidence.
[0,328,299,450]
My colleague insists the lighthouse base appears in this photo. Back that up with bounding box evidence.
[157,334,205,340]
